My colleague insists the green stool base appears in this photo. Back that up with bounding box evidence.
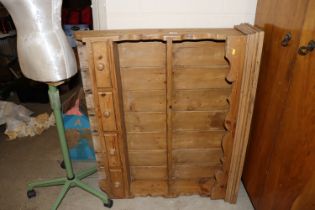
[27,166,113,210]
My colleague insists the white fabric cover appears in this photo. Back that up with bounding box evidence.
[1,0,77,82]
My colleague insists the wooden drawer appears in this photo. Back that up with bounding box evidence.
[92,136,106,154]
[97,163,108,181]
[109,169,125,197]
[98,92,117,131]
[92,42,112,88]
[105,134,121,168]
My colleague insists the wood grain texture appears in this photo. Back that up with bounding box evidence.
[170,179,215,196]
[242,0,313,209]
[243,1,315,209]
[95,153,109,183]
[225,24,264,203]
[173,111,226,131]
[173,89,230,111]
[166,38,174,195]
[130,180,168,196]
[172,131,224,149]
[75,28,243,42]
[130,166,168,180]
[109,169,125,198]
[128,150,167,166]
[98,92,117,131]
[173,165,221,179]
[173,41,227,67]
[125,112,166,132]
[123,90,166,112]
[210,35,248,200]
[127,132,166,150]
[172,149,222,165]
[174,68,230,89]
[92,135,106,154]
[105,134,121,168]
[291,172,315,210]
[120,67,166,91]
[91,41,112,88]
[118,41,166,67]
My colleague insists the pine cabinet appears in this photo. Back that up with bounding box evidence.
[75,24,263,203]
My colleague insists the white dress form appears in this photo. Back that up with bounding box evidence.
[1,0,77,82]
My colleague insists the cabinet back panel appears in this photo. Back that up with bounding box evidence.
[117,40,229,196]
[173,89,230,111]
[118,41,166,67]
[172,111,226,131]
[130,166,168,180]
[123,90,166,112]
[172,148,223,165]
[128,150,167,166]
[173,41,227,67]
[172,131,224,149]
[120,67,166,91]
[173,165,221,179]
[174,68,230,89]
[127,132,166,150]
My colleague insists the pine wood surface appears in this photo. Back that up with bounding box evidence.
[75,24,263,202]
[75,29,243,42]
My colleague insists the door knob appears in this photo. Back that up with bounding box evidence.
[281,32,292,47]
[298,40,315,56]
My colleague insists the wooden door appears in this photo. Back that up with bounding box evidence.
[242,0,310,206]
[243,0,315,209]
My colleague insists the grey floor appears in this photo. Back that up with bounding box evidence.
[0,101,254,210]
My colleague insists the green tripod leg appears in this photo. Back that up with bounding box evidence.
[26,85,113,210]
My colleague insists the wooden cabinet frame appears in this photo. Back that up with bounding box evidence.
[75,23,263,203]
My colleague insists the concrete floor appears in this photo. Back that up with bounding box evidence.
[0,102,254,210]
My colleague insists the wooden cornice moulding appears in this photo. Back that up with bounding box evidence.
[75,23,264,203]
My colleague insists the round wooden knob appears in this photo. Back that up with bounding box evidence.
[114,181,121,188]
[109,148,116,155]
[104,111,110,118]
[97,63,105,71]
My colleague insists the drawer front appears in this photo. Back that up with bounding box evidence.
[98,92,117,131]
[92,42,112,88]
[109,169,125,197]
[105,134,121,168]
[92,136,106,153]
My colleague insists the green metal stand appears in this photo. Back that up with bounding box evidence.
[26,85,113,210]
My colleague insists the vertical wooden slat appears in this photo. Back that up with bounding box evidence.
[166,38,173,194]
[108,41,131,196]
[225,24,264,203]
[210,35,247,200]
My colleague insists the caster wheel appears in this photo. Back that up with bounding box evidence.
[27,190,36,199]
[104,199,113,208]
[60,160,65,169]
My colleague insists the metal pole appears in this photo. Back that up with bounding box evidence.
[48,85,74,179]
